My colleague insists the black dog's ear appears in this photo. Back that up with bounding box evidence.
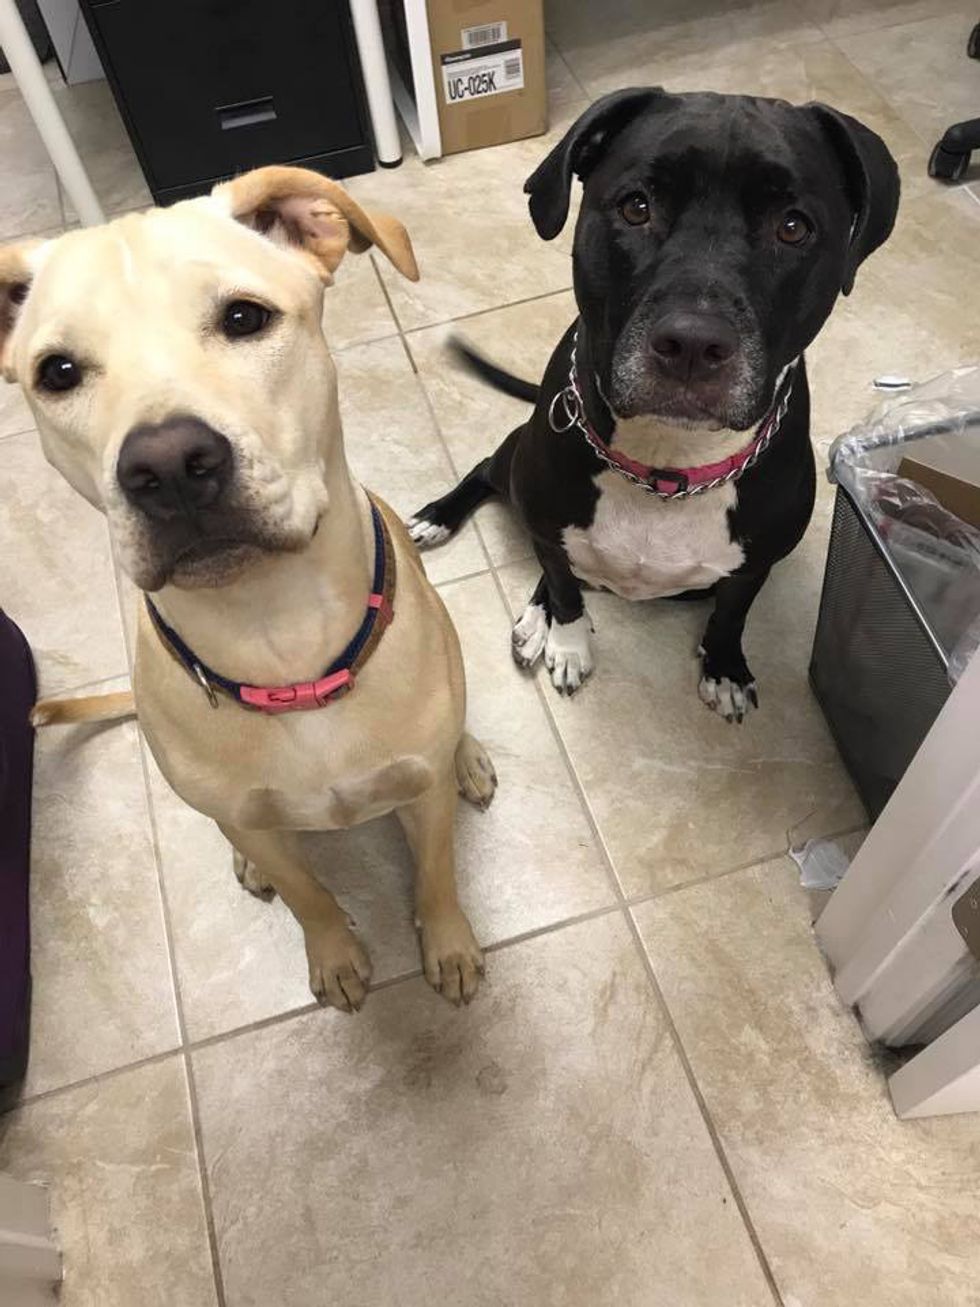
[524,88,667,240]
[807,103,900,296]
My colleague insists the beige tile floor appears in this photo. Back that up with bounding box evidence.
[1,3,980,1303]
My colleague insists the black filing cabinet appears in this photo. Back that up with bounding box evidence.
[79,1,375,204]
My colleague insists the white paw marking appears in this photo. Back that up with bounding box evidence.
[544,612,594,695]
[407,517,450,548]
[511,601,548,668]
[698,674,758,723]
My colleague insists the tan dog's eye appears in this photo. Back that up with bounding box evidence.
[619,193,651,226]
[36,353,82,394]
[776,210,813,246]
[221,299,273,339]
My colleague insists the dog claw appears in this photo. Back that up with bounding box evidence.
[418,910,484,1006]
[406,516,451,549]
[455,732,498,809]
[306,925,373,1013]
[698,673,758,723]
[511,600,549,669]
[543,612,594,697]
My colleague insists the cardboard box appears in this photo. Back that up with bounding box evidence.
[899,429,980,530]
[427,0,546,155]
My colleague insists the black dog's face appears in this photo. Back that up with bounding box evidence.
[526,90,900,431]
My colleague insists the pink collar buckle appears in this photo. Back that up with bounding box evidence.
[368,592,393,628]
[240,668,354,714]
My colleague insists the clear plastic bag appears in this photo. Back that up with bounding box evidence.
[828,366,980,684]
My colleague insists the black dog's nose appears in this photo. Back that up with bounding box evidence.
[651,312,738,381]
[117,418,233,521]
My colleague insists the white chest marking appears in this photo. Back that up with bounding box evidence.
[562,471,744,600]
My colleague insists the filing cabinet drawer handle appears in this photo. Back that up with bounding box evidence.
[217,97,277,130]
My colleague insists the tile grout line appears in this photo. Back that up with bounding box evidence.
[481,567,785,1301]
[366,202,574,345]
[402,282,575,338]
[132,903,627,1061]
[5,907,627,1113]
[623,820,868,911]
[820,25,963,162]
[188,905,625,1052]
[0,1047,181,1118]
[0,422,39,444]
[393,308,627,910]
[0,822,835,1115]
[366,242,569,586]
[383,272,504,579]
[133,729,228,1307]
[368,250,408,342]
[332,328,400,355]
[36,668,131,699]
[545,32,591,103]
[433,563,492,589]
[2,812,851,1124]
[483,562,626,896]
[12,855,830,1113]
[186,969,419,1055]
[55,165,67,229]
[622,906,785,1307]
[817,8,977,43]
[179,1056,229,1307]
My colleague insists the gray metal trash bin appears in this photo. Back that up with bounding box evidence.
[810,370,980,819]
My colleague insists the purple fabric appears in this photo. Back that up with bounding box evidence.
[0,609,36,1087]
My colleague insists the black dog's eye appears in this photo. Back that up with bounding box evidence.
[36,353,82,394]
[619,192,651,226]
[221,299,273,339]
[776,210,813,246]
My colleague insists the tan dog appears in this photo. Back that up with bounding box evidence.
[1,166,496,1011]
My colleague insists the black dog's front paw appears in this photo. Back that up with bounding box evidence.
[511,600,595,695]
[697,645,758,724]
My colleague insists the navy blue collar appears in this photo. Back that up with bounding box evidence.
[146,498,395,713]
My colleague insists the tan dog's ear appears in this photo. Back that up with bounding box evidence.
[214,165,419,283]
[0,242,40,380]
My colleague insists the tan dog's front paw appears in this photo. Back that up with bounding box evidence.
[306,924,373,1013]
[454,732,497,810]
[418,910,484,1006]
[232,848,276,901]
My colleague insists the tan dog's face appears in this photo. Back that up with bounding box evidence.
[0,168,418,591]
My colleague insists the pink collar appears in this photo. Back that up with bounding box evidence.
[548,331,797,499]
[147,497,395,714]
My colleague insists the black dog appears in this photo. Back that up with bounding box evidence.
[410,89,899,718]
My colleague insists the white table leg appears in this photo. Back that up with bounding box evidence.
[349,0,402,167]
[0,0,104,227]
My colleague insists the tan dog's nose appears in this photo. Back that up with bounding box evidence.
[117,418,232,521]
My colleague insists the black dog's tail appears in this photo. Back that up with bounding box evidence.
[407,337,534,549]
[449,335,540,405]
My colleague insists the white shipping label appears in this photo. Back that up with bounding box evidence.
[461,20,508,49]
[440,39,525,105]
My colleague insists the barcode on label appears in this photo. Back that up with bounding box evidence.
[440,39,524,103]
[462,21,507,48]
